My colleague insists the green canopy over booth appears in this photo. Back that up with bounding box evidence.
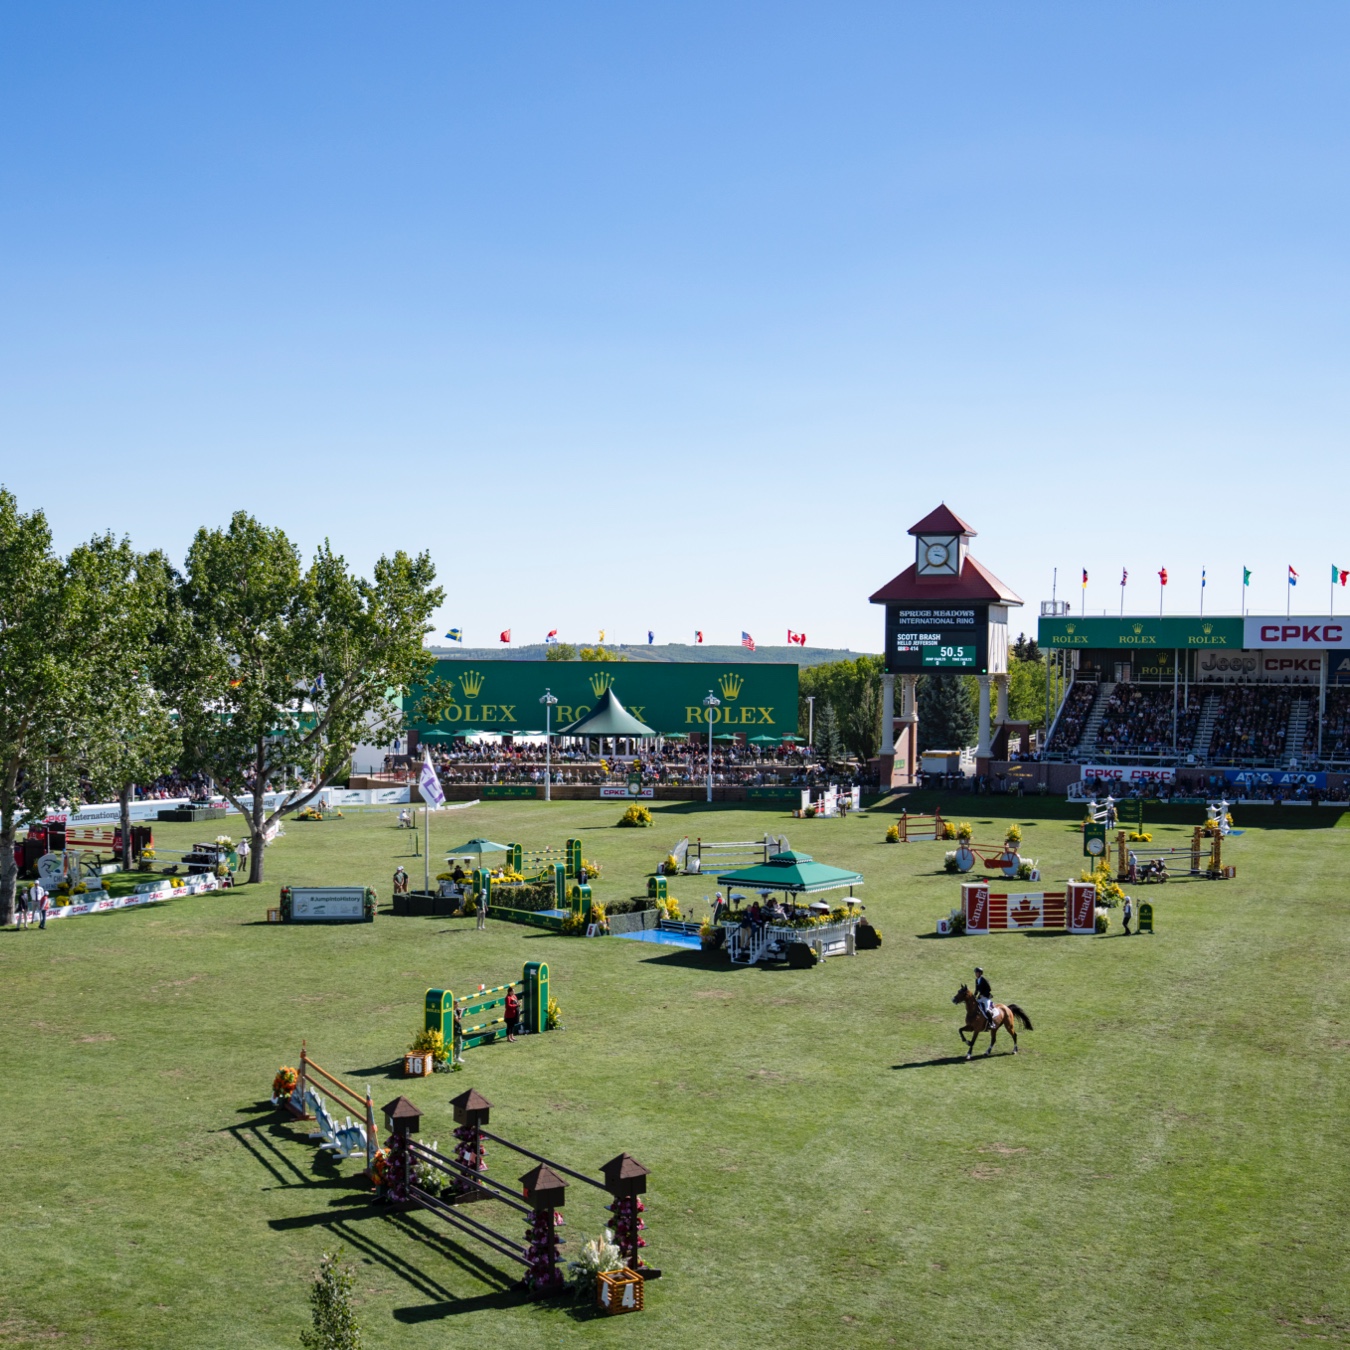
[715,850,863,895]
[443,838,511,856]
[556,688,656,738]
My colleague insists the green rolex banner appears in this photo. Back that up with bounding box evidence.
[413,661,799,736]
[1038,616,1243,649]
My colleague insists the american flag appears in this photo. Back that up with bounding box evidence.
[741,632,755,652]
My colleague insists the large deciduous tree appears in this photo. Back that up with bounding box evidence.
[81,549,181,868]
[172,513,442,883]
[798,656,885,763]
[0,492,149,924]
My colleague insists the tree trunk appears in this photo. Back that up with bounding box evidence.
[119,782,133,871]
[0,809,16,928]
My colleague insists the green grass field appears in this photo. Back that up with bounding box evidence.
[2,798,1346,1349]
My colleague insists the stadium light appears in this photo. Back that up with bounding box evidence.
[540,688,558,802]
[703,690,720,803]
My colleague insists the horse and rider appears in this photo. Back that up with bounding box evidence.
[952,966,1033,1060]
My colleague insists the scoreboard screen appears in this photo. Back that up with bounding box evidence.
[886,606,987,674]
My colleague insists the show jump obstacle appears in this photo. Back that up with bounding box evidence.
[962,880,1097,934]
[425,962,550,1051]
[893,808,946,842]
[380,1088,657,1298]
[279,1044,380,1174]
[1115,829,1233,881]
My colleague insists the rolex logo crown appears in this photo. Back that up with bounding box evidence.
[1202,622,1213,634]
[589,671,614,696]
[1065,623,1076,634]
[717,672,744,699]
[459,670,484,698]
[1132,623,1143,635]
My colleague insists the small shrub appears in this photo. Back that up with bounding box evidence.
[1004,823,1022,847]
[618,805,653,827]
[940,821,957,840]
[955,821,973,843]
[408,1028,448,1065]
[661,853,681,875]
[560,911,587,936]
[300,1249,362,1350]
[1016,861,1034,881]
[1095,907,1110,935]
[272,1065,298,1102]
[948,910,967,936]
[804,805,817,818]
[885,823,900,843]
[1127,831,1152,843]
[943,851,961,874]
[785,942,819,968]
[855,919,882,949]
[663,895,681,921]
[546,996,562,1030]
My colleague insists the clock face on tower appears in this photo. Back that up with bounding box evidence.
[916,535,960,576]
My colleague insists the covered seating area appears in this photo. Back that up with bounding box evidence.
[714,850,864,965]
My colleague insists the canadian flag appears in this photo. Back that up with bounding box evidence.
[695,631,703,644]
[787,631,806,646]
[499,629,511,643]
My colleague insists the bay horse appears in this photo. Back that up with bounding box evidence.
[952,983,1033,1060]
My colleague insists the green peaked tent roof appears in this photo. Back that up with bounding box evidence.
[557,687,656,738]
[715,850,863,894]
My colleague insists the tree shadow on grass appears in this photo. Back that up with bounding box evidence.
[637,949,746,971]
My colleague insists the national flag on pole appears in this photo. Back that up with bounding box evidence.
[445,628,463,642]
[787,630,806,646]
[647,631,654,644]
[1201,568,1207,588]
[545,630,559,644]
[1337,566,1349,587]
[598,629,605,642]
[1288,565,1298,586]
[1243,567,1251,586]
[1121,569,1128,586]
[1081,569,1088,587]
[1158,568,1168,586]
[500,629,511,643]
[419,750,445,808]
[741,632,756,652]
[695,631,703,644]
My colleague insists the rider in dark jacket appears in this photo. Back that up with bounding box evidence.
[974,967,996,1028]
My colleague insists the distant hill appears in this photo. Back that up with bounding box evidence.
[425,643,877,668]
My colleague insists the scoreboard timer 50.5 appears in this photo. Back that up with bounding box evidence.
[886,605,989,674]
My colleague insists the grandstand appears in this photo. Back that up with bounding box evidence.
[1035,613,1350,771]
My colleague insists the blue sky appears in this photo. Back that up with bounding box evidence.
[2,2,1347,648]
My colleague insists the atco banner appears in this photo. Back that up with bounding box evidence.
[1224,769,1326,789]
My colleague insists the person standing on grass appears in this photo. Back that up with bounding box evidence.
[1122,896,1133,936]
[504,987,520,1042]
[476,887,488,930]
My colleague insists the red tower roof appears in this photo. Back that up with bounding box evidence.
[869,555,1023,606]
[906,504,977,538]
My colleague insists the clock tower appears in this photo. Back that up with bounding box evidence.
[869,505,1023,785]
